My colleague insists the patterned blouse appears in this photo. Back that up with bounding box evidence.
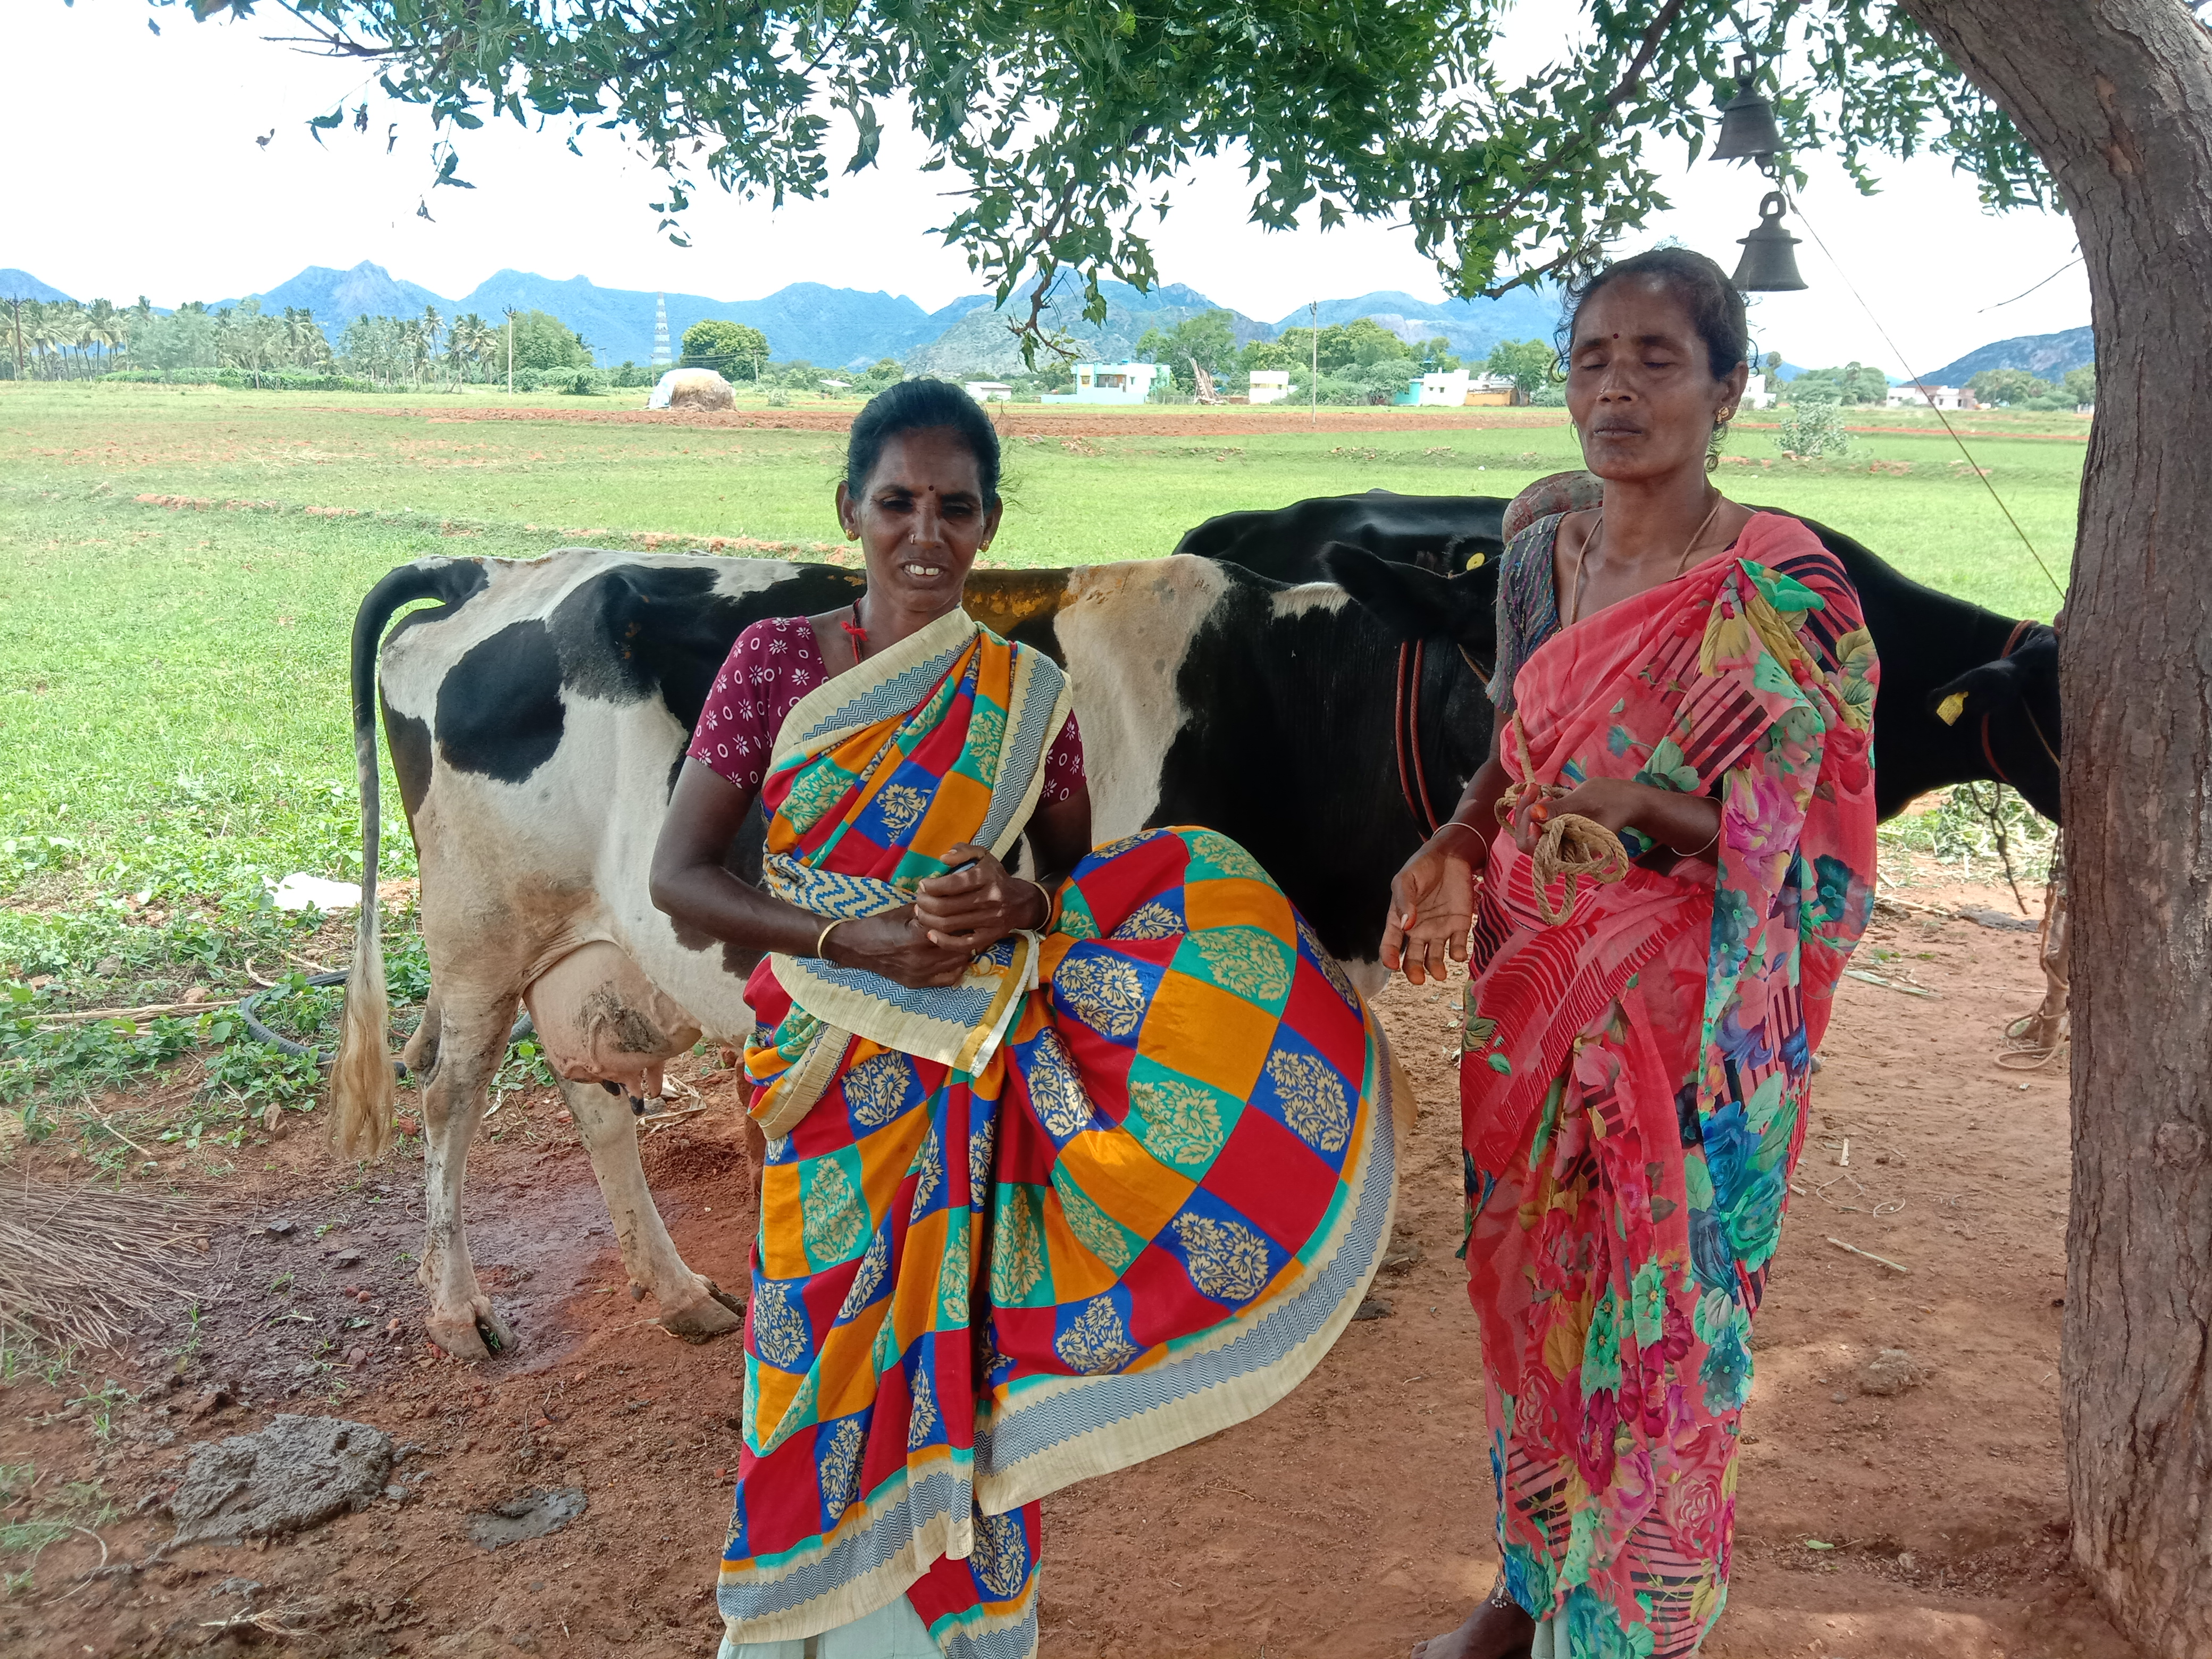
[1488,513,1567,719]
[685,615,1086,801]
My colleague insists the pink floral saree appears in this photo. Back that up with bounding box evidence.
[1460,512,1879,1655]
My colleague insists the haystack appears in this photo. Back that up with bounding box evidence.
[649,367,735,412]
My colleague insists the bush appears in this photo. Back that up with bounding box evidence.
[557,369,609,396]
[609,361,658,388]
[1775,401,1851,459]
[513,367,546,392]
[1529,380,1568,407]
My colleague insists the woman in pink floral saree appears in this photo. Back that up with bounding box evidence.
[1387,253,1879,1659]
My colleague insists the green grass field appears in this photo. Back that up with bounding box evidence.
[0,381,2078,1152]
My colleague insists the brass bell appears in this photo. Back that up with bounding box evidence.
[1732,192,1807,291]
[1711,54,1783,165]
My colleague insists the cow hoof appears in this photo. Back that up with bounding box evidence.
[426,1299,516,1362]
[658,1280,745,1344]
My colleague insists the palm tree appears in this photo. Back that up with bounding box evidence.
[24,302,63,379]
[86,299,123,368]
[282,307,330,372]
[398,317,428,386]
[450,312,496,383]
[420,306,444,382]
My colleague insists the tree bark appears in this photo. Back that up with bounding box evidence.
[1901,4,2212,1651]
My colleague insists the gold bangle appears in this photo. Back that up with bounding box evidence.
[815,917,848,959]
[1021,877,1057,930]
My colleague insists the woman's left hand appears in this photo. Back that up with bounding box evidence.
[1507,777,1644,852]
[1511,776,1723,864]
[912,843,1047,952]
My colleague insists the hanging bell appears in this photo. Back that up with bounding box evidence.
[1710,54,1783,165]
[1732,192,1807,291]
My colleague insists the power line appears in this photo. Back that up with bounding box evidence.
[1789,198,2069,605]
[1978,252,2083,314]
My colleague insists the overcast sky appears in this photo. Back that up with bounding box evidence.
[5,0,2089,373]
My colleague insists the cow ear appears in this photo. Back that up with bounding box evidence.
[1324,542,1489,647]
[1928,657,2025,722]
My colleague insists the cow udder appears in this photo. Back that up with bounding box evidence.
[523,942,702,1102]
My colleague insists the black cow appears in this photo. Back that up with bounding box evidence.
[1175,488,1501,579]
[1179,488,2060,823]
[1322,514,2060,824]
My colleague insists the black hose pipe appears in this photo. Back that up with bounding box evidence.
[238,969,533,1077]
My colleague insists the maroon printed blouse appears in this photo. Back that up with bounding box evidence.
[684,615,1086,802]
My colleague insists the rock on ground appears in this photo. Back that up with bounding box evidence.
[170,1414,394,1545]
[1857,1347,1924,1397]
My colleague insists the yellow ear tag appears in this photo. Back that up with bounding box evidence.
[1936,692,1968,726]
[1466,552,1486,570]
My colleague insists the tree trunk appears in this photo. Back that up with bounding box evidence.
[1903,4,2212,1650]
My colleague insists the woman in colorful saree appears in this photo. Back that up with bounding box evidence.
[651,380,1399,1659]
[1385,251,1880,1659]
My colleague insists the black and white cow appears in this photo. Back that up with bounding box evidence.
[336,526,2056,1358]
[333,549,1465,1357]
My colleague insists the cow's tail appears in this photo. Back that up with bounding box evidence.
[331,560,474,1161]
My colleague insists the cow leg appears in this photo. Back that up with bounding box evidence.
[560,1079,746,1342]
[411,989,521,1361]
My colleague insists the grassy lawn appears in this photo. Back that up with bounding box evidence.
[0,381,2079,1163]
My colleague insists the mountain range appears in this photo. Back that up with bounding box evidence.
[5,257,2092,384]
[1923,325,2094,387]
[906,279,1276,379]
[188,262,993,368]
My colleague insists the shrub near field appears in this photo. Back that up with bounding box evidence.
[0,384,2079,1178]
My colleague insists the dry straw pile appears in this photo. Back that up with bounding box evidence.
[0,1180,214,1354]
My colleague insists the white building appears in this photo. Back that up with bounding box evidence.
[1247,370,1292,405]
[1741,386,1777,410]
[1886,383,1973,410]
[1043,362,1166,404]
[1414,368,1471,406]
[964,381,1014,403]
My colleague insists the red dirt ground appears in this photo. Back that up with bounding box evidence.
[1,872,2129,1659]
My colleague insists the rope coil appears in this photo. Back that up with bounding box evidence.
[1496,716,1632,925]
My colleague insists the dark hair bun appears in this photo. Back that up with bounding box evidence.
[845,379,1003,506]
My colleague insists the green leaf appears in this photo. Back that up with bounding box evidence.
[145,0,2048,356]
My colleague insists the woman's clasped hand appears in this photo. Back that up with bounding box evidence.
[824,842,1049,988]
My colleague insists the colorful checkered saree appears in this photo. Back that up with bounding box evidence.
[721,609,1401,1659]
[1459,514,1879,1656]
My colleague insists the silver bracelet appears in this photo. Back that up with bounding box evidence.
[1435,819,1485,850]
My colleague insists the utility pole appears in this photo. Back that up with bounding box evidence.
[505,309,515,396]
[7,298,22,383]
[1308,299,1319,429]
